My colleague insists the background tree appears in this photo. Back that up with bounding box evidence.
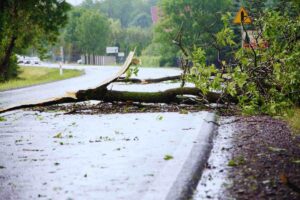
[63,7,87,62]
[61,0,156,62]
[121,27,152,56]
[0,0,70,81]
[99,0,155,28]
[152,0,232,66]
[75,11,111,59]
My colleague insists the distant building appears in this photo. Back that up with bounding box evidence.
[151,6,159,24]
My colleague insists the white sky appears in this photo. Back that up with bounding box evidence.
[66,0,84,6]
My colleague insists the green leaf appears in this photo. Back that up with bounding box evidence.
[164,155,174,161]
[156,115,163,121]
[228,160,237,167]
[53,133,63,139]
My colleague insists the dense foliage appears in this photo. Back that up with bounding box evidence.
[98,0,156,28]
[76,11,111,55]
[188,8,300,115]
[62,0,155,62]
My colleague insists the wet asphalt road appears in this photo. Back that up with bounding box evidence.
[0,110,213,200]
[0,65,117,110]
[0,64,181,110]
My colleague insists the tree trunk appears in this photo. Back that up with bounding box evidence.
[75,87,224,104]
[0,35,17,80]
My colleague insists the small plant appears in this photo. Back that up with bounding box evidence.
[0,116,6,122]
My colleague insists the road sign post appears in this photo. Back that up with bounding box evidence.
[233,7,252,50]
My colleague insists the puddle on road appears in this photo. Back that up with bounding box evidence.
[0,110,208,200]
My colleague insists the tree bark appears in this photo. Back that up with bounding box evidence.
[0,35,17,80]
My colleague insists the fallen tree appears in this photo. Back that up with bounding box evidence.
[0,50,225,113]
[75,86,224,104]
[0,87,225,114]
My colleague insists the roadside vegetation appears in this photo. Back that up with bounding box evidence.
[285,108,300,135]
[0,67,83,91]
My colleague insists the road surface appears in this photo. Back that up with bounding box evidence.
[0,110,215,200]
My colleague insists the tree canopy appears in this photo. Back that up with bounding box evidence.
[76,11,111,55]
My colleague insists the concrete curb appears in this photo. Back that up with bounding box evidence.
[143,112,216,200]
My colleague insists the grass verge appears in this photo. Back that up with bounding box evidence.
[138,56,161,67]
[0,66,83,91]
[285,107,300,135]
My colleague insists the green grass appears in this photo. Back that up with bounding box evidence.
[0,66,83,91]
[138,56,161,67]
[286,107,300,135]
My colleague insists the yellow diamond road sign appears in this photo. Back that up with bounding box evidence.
[233,7,252,24]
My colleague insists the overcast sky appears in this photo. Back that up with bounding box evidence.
[66,0,84,6]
